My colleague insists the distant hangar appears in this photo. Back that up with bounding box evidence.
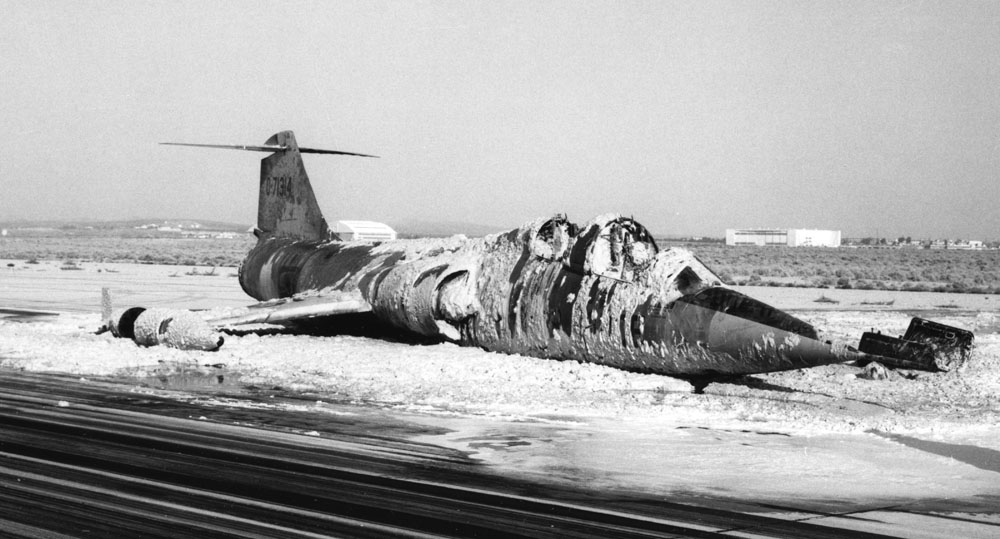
[334,220,397,241]
[726,228,841,247]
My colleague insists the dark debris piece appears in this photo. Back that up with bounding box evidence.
[858,317,974,372]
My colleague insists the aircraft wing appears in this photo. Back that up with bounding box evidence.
[206,289,371,327]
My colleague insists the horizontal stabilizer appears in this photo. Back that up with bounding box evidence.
[160,142,378,158]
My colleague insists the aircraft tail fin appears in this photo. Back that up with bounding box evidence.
[162,131,377,241]
[255,131,332,240]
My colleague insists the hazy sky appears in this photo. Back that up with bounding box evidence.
[2,1,998,239]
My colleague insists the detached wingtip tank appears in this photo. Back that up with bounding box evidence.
[99,289,224,351]
[115,130,969,390]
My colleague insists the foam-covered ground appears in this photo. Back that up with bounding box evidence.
[3,307,998,437]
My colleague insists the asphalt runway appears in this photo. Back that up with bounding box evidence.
[0,371,916,539]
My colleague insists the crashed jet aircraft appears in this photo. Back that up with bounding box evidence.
[111,130,891,389]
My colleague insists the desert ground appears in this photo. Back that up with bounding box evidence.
[2,258,999,536]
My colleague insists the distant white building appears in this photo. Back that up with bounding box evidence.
[726,229,788,246]
[950,240,984,250]
[726,228,841,247]
[334,220,397,242]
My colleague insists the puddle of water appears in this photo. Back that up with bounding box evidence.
[676,426,791,437]
[136,362,242,390]
[0,308,60,321]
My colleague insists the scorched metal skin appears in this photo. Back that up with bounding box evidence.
[238,213,859,381]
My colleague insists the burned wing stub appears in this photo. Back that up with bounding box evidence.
[858,317,974,372]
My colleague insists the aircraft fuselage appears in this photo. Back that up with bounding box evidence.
[239,214,860,380]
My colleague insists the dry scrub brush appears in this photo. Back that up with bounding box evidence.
[683,244,1000,294]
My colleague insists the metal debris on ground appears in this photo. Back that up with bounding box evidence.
[858,317,974,372]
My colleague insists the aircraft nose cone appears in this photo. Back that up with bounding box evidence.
[639,287,855,375]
